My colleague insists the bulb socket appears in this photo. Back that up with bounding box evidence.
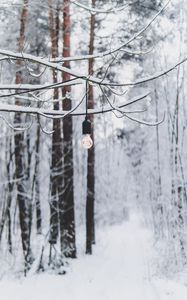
[82,119,91,135]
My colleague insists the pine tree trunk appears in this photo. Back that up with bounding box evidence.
[6,136,14,253]
[48,1,62,246]
[86,0,96,255]
[60,0,76,258]
[32,119,42,234]
[0,135,13,252]
[174,74,185,260]
[14,0,32,270]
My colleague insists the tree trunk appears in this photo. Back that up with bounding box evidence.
[86,0,96,255]
[60,0,76,258]
[14,0,32,270]
[48,0,62,246]
[0,135,13,252]
[31,118,42,235]
[174,71,186,260]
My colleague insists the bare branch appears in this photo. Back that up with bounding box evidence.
[124,112,165,126]
[0,114,33,131]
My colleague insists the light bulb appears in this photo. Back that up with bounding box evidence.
[82,134,93,149]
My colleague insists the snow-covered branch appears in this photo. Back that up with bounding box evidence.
[53,0,171,62]
[0,92,150,119]
[0,81,80,91]
[70,0,129,14]
[0,49,187,89]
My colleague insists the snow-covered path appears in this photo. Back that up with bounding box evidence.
[1,213,187,300]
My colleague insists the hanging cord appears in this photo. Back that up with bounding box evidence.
[85,80,89,120]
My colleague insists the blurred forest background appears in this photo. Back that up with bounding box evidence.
[0,0,186,278]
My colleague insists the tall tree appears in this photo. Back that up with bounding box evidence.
[86,0,96,255]
[60,0,76,258]
[48,0,62,249]
[32,119,42,235]
[14,0,32,271]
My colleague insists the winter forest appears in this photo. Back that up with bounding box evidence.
[0,0,187,299]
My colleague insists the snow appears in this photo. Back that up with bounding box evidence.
[0,213,187,300]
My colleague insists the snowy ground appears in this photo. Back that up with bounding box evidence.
[0,213,187,300]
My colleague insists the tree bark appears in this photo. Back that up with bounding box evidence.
[14,0,32,270]
[48,0,62,246]
[86,0,96,255]
[60,0,76,258]
[0,135,13,253]
[31,118,42,235]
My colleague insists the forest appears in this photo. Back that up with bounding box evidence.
[0,0,187,299]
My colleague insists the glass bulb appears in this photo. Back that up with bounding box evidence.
[82,134,93,149]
